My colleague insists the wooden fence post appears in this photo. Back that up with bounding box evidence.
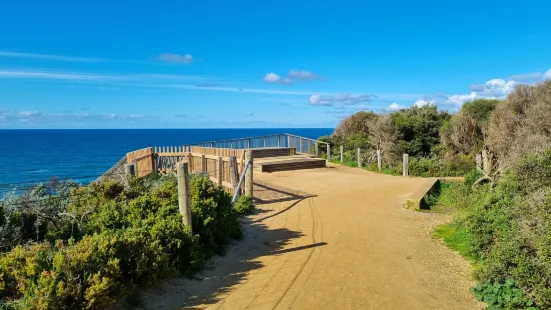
[230,156,238,196]
[177,161,192,232]
[201,155,206,173]
[245,151,253,197]
[327,144,331,160]
[124,163,135,178]
[340,145,344,162]
[217,156,223,186]
[403,154,409,176]
[357,148,362,168]
[377,150,382,171]
[476,153,482,171]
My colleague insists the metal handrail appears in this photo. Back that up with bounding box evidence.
[192,133,329,147]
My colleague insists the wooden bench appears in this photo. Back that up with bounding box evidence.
[406,178,441,210]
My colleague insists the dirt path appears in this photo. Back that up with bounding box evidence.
[138,164,482,309]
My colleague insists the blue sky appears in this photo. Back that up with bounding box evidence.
[1,0,551,129]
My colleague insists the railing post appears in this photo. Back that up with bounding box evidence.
[403,154,409,176]
[263,136,266,148]
[340,145,344,163]
[315,142,319,156]
[245,151,253,197]
[248,138,251,149]
[357,148,362,168]
[377,150,382,171]
[327,144,331,160]
[287,135,291,149]
[278,135,281,147]
[177,161,192,232]
[210,142,214,148]
[217,156,223,186]
[299,138,303,153]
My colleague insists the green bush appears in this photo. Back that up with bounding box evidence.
[234,195,254,216]
[449,149,551,308]
[471,280,538,310]
[0,175,242,309]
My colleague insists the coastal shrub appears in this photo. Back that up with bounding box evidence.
[0,175,242,308]
[390,105,450,157]
[449,149,551,308]
[234,195,255,216]
[471,280,538,310]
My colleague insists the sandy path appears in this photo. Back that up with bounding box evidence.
[138,164,481,309]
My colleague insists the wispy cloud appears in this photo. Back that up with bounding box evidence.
[156,53,193,64]
[263,72,293,85]
[263,69,323,85]
[0,51,102,62]
[0,111,154,123]
[508,72,542,81]
[0,70,126,81]
[288,69,323,81]
[309,93,376,106]
[0,70,208,83]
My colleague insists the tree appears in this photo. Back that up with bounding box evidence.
[390,105,450,157]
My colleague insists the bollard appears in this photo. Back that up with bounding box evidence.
[357,148,362,168]
[377,150,382,171]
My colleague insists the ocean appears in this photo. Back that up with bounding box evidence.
[0,128,333,190]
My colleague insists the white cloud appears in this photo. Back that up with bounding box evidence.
[445,79,517,107]
[288,69,322,81]
[544,69,551,80]
[263,72,293,85]
[156,53,193,64]
[388,102,405,111]
[414,99,435,107]
[0,51,101,62]
[309,93,375,106]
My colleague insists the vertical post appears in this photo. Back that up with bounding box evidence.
[299,138,303,153]
[124,163,135,178]
[278,135,281,147]
[482,150,490,174]
[201,154,206,172]
[340,145,344,163]
[217,156,223,186]
[177,162,192,231]
[327,144,331,160]
[263,136,267,148]
[315,142,319,156]
[287,135,291,149]
[230,156,238,197]
[377,150,382,171]
[357,148,361,167]
[476,153,482,171]
[403,154,409,176]
[210,142,214,148]
[245,151,253,197]
[248,138,251,149]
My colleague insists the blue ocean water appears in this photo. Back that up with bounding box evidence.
[0,128,332,190]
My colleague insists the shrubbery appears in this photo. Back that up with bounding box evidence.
[0,175,252,309]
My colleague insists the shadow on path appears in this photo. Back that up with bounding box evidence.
[132,181,322,310]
